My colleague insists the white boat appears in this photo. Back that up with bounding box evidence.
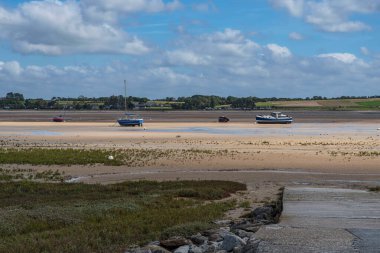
[256,112,293,124]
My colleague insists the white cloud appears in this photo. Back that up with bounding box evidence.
[81,0,182,22]
[0,0,182,55]
[0,61,22,76]
[289,32,304,40]
[360,47,370,56]
[270,0,304,17]
[267,44,292,58]
[317,53,357,64]
[1,28,379,99]
[270,0,380,32]
[166,50,210,65]
[192,1,217,12]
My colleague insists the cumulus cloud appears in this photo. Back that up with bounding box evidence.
[81,0,182,22]
[270,0,380,32]
[267,44,292,58]
[166,50,210,65]
[0,61,23,76]
[0,0,185,55]
[317,53,357,64]
[289,32,304,40]
[2,28,378,99]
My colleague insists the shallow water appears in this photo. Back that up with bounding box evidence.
[146,123,379,136]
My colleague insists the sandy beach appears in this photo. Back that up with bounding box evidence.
[0,118,379,191]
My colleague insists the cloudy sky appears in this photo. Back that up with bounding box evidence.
[0,0,379,98]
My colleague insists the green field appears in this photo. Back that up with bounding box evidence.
[0,180,245,253]
[257,98,380,110]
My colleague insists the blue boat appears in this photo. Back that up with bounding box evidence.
[117,113,144,127]
[256,112,293,124]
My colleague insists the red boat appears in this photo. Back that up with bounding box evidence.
[52,115,65,122]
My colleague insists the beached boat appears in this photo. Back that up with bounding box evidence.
[117,80,144,127]
[256,112,293,124]
[52,115,65,122]
[118,113,144,127]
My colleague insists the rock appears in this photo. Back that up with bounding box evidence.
[203,229,225,242]
[233,246,242,253]
[216,250,227,253]
[241,237,261,253]
[144,245,171,253]
[190,233,208,246]
[251,206,274,221]
[203,241,221,253]
[174,245,190,253]
[160,237,190,249]
[208,233,223,242]
[126,248,151,253]
[189,245,203,253]
[147,241,161,246]
[234,229,254,239]
[220,234,246,252]
[214,220,232,226]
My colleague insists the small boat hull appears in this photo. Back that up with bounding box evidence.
[52,117,65,122]
[256,116,293,124]
[117,119,144,127]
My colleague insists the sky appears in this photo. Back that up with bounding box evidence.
[0,0,379,99]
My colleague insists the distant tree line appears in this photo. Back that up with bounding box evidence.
[1,92,379,110]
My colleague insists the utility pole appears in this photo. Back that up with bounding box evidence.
[124,80,127,111]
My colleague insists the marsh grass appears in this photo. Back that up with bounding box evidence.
[0,180,245,253]
[0,148,232,166]
[0,168,66,182]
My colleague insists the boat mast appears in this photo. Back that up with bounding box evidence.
[124,80,127,112]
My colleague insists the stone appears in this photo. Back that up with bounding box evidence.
[190,233,208,246]
[220,234,246,252]
[189,245,203,253]
[233,246,242,253]
[160,236,190,249]
[127,248,151,253]
[214,220,232,226]
[208,233,223,242]
[147,241,161,246]
[203,241,221,253]
[144,246,171,253]
[203,229,225,242]
[241,237,260,253]
[234,229,254,239]
[251,206,274,221]
[174,245,190,253]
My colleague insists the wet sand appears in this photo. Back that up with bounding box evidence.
[1,110,380,123]
[0,121,379,190]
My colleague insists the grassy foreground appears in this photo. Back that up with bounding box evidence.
[0,180,245,253]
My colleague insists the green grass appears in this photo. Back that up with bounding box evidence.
[0,180,245,253]
[0,148,124,166]
[0,168,66,182]
[0,148,231,167]
[356,100,380,108]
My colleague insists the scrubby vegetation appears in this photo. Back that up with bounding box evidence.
[0,180,246,253]
[0,168,66,182]
[0,148,231,166]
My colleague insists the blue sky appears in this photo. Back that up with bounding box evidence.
[0,0,379,98]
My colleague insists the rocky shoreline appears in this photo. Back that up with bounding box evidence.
[126,188,284,253]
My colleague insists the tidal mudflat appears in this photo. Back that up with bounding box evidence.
[0,116,379,252]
